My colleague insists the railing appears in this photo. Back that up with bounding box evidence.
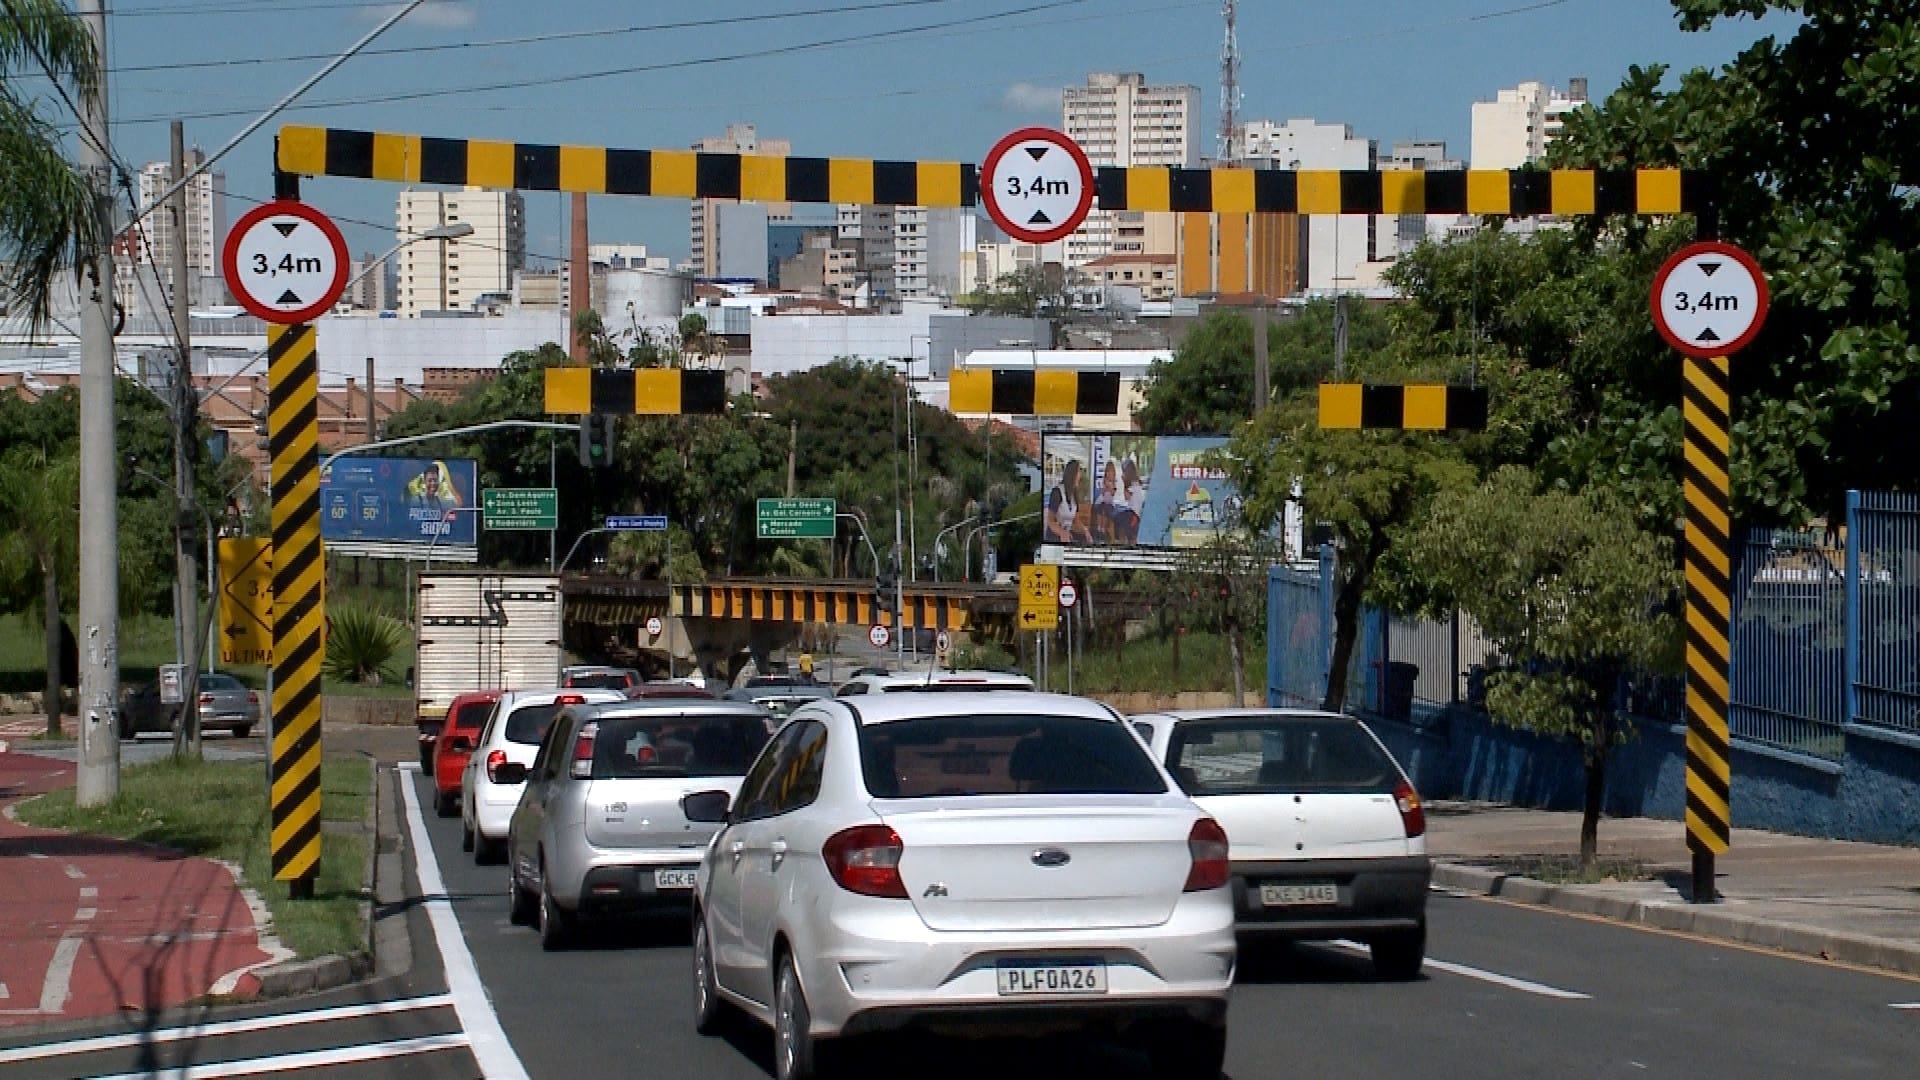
[1729,527,1850,760]
[1851,490,1920,737]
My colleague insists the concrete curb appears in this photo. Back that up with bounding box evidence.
[249,952,373,998]
[1433,861,1920,978]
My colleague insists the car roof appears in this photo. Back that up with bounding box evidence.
[583,699,772,721]
[1144,707,1354,723]
[827,691,1117,726]
[447,689,503,706]
[851,669,1035,689]
[495,687,626,708]
[626,683,718,699]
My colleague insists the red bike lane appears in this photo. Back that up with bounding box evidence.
[0,750,285,1029]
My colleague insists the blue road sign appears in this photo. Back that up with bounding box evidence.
[606,514,669,531]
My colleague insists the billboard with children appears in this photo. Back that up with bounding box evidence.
[1039,434,1247,550]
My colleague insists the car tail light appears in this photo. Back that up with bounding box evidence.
[198,693,215,705]
[1184,817,1230,892]
[1394,781,1426,838]
[569,721,597,779]
[822,825,907,899]
[485,749,509,783]
[246,691,259,705]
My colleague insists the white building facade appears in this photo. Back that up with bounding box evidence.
[132,150,227,308]
[1470,78,1589,169]
[1062,72,1198,268]
[394,188,527,317]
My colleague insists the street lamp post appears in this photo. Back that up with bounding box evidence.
[930,515,979,583]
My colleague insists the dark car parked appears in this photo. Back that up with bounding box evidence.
[121,672,260,739]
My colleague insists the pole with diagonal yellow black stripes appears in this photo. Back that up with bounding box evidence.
[267,317,325,899]
[1653,237,1768,904]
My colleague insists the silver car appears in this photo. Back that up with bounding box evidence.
[500,698,776,950]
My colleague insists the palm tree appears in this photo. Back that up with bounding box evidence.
[0,445,80,736]
[1,0,103,326]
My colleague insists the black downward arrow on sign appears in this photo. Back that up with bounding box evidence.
[277,289,301,305]
[1026,146,1048,161]
[1699,261,1721,277]
[272,222,298,238]
[1697,327,1721,343]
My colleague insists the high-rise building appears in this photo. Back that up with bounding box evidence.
[891,207,978,300]
[1378,140,1465,259]
[134,149,226,307]
[345,252,392,311]
[1469,78,1588,169]
[1240,119,1377,292]
[1062,72,1199,267]
[836,204,896,301]
[689,124,789,278]
[394,187,526,317]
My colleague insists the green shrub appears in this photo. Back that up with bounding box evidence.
[322,604,406,685]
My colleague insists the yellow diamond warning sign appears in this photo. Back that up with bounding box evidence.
[218,538,273,665]
[1018,563,1059,631]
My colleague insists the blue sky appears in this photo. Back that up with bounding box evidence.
[84,0,1786,268]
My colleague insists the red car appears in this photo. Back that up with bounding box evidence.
[433,690,501,817]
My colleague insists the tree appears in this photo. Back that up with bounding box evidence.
[0,445,77,735]
[1546,0,1920,523]
[1400,467,1681,865]
[0,0,102,325]
[960,265,1069,320]
[1151,522,1285,706]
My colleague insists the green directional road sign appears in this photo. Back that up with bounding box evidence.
[482,488,559,530]
[756,498,836,540]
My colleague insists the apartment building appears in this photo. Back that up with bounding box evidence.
[1470,78,1589,169]
[1062,72,1198,268]
[394,188,526,317]
[134,150,227,308]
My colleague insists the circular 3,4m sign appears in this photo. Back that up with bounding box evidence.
[981,127,1095,245]
[221,200,349,325]
[1650,241,1769,358]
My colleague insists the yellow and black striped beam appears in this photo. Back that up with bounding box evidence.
[267,322,325,892]
[671,582,970,632]
[1682,356,1734,857]
[949,369,1122,416]
[277,125,978,207]
[1317,383,1489,431]
[544,367,728,416]
[1096,166,1710,216]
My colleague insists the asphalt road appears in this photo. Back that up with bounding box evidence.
[413,771,1920,1080]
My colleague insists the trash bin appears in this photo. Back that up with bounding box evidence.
[1383,661,1418,722]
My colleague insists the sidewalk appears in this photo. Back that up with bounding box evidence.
[0,748,288,1030]
[1427,801,1920,976]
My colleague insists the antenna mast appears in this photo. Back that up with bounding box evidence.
[1218,0,1241,162]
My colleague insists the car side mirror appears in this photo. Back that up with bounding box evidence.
[492,762,529,785]
[681,789,731,823]
[443,736,473,754]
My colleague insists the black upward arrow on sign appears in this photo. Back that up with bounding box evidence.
[1028,210,1052,225]
[272,222,298,238]
[277,289,301,305]
[1697,327,1721,343]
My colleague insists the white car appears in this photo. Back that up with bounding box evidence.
[833,669,1035,696]
[684,692,1235,1080]
[1131,709,1431,979]
[460,688,624,863]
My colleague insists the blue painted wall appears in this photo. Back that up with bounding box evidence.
[1363,706,1920,847]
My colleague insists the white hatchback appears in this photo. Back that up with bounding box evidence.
[685,692,1236,1080]
[1131,709,1431,979]
[460,688,624,863]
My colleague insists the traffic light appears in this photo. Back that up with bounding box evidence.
[579,414,614,467]
[875,555,899,615]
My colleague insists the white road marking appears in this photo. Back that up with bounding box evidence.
[62,863,85,880]
[1329,940,1591,1000]
[1892,1002,1920,1010]
[88,1033,470,1079]
[79,886,98,899]
[0,981,9,999]
[75,907,97,921]
[37,936,81,1014]
[206,856,295,996]
[0,994,456,1065]
[397,762,531,1079]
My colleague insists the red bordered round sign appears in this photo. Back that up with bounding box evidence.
[221,200,350,325]
[981,127,1095,245]
[1649,241,1769,358]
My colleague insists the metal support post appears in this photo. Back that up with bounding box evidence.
[1682,353,1733,903]
[171,120,203,756]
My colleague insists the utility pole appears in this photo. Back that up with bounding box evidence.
[75,0,121,806]
[364,356,376,443]
[1333,293,1350,379]
[1252,303,1269,411]
[170,120,202,756]
[786,418,797,497]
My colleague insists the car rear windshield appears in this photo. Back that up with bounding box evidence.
[564,672,631,690]
[1167,717,1400,796]
[503,702,565,745]
[449,700,493,733]
[589,713,772,779]
[879,681,1030,693]
[858,713,1166,799]
[200,674,244,691]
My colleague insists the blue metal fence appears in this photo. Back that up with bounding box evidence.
[1266,488,1917,768]
[1850,490,1920,736]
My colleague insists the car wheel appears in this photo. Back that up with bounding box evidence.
[692,915,724,1035]
[460,817,475,853]
[1372,923,1426,981]
[507,853,538,927]
[418,744,435,772]
[1146,1021,1227,1080]
[434,789,458,818]
[537,861,572,951]
[773,954,819,1080]
[232,724,251,739]
[475,834,505,865]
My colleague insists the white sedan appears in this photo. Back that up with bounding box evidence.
[1131,708,1431,979]
[684,692,1236,1080]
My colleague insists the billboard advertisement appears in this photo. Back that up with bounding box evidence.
[319,456,479,546]
[1040,434,1247,550]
